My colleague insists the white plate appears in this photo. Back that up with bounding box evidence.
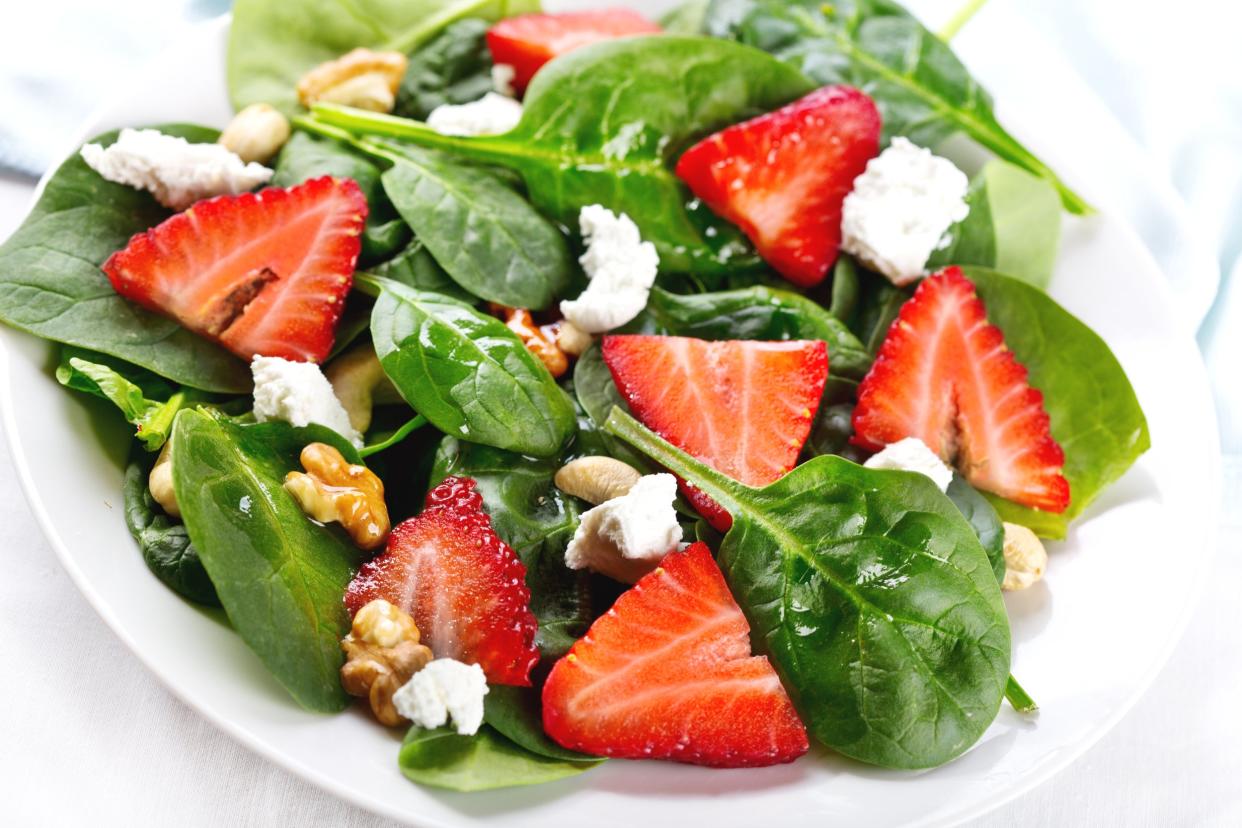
[0,6,1222,827]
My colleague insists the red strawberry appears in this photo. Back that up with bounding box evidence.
[602,335,827,530]
[103,176,366,364]
[345,476,539,686]
[487,9,662,94]
[853,267,1070,512]
[675,85,881,288]
[543,542,808,767]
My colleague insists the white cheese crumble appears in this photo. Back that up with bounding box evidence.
[426,92,523,137]
[559,205,660,334]
[393,659,489,735]
[564,473,683,583]
[80,128,273,211]
[251,356,363,448]
[864,437,954,492]
[491,63,517,98]
[841,137,970,286]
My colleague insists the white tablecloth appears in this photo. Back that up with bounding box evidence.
[2,0,1241,824]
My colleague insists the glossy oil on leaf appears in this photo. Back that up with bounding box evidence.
[398,724,596,791]
[606,407,1011,770]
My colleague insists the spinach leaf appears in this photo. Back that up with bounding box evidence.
[370,238,471,301]
[398,724,595,791]
[57,352,197,451]
[171,410,364,712]
[627,286,871,379]
[829,255,861,323]
[378,142,572,310]
[484,686,602,763]
[964,267,1150,535]
[367,276,576,457]
[227,0,540,113]
[395,18,495,120]
[123,454,219,606]
[803,376,861,460]
[309,36,815,274]
[844,263,910,354]
[0,125,249,393]
[927,159,1062,290]
[571,344,656,473]
[946,474,1005,583]
[661,0,712,33]
[704,0,1087,213]
[430,436,591,658]
[605,407,1010,770]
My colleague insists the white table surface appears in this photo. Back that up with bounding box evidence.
[3,1,1242,823]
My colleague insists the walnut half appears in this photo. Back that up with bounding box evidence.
[284,442,390,550]
[297,48,408,113]
[341,600,433,726]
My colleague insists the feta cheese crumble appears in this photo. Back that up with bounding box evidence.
[863,437,954,492]
[564,473,683,583]
[426,92,523,137]
[841,137,970,286]
[491,63,517,98]
[251,356,363,448]
[559,205,660,334]
[393,658,489,735]
[80,128,273,211]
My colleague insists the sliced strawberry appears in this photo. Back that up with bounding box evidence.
[675,85,881,288]
[345,476,539,686]
[602,335,827,530]
[487,9,662,93]
[853,267,1070,512]
[543,542,808,767]
[103,176,366,364]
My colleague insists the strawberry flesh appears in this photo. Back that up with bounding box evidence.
[542,542,808,767]
[675,85,881,287]
[853,267,1070,513]
[103,176,366,364]
[487,9,662,94]
[345,476,540,686]
[602,335,828,530]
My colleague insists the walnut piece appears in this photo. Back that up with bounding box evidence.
[284,442,390,550]
[491,305,570,377]
[218,103,291,164]
[297,48,408,112]
[1001,522,1048,591]
[148,439,180,518]
[555,456,642,505]
[341,600,433,726]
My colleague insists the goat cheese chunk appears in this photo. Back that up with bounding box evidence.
[393,659,489,735]
[426,92,523,137]
[491,63,517,98]
[80,128,273,211]
[559,205,660,333]
[251,356,363,448]
[841,137,969,286]
[565,473,683,583]
[863,437,954,492]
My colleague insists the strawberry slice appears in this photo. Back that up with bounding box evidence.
[103,176,366,364]
[674,85,881,288]
[344,476,539,686]
[487,9,662,94]
[853,267,1070,512]
[602,335,827,530]
[543,542,808,767]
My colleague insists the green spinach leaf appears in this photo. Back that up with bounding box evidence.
[0,126,249,393]
[484,686,602,763]
[123,454,219,606]
[227,0,539,113]
[369,238,471,300]
[57,352,197,451]
[171,410,364,712]
[398,724,595,791]
[367,276,576,457]
[605,407,1011,770]
[395,18,496,119]
[309,36,815,274]
[927,159,1062,289]
[946,474,1005,583]
[803,376,861,460]
[661,0,712,33]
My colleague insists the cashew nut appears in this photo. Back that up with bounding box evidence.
[341,599,433,726]
[1001,522,1047,591]
[554,319,593,357]
[148,439,180,518]
[218,103,291,164]
[297,48,408,112]
[555,456,642,505]
[284,442,390,550]
[324,344,402,434]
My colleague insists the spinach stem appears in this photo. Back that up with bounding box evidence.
[1005,674,1038,713]
[359,415,427,458]
[307,104,516,167]
[938,0,990,41]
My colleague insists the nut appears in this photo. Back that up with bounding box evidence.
[325,344,402,433]
[341,599,433,726]
[555,456,642,505]
[1001,522,1047,591]
[218,103,291,163]
[553,319,593,357]
[297,48,408,112]
[494,306,569,377]
[284,442,390,550]
[148,439,180,518]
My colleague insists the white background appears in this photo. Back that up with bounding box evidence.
[2,0,1240,824]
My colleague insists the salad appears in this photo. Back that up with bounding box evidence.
[0,0,1150,793]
